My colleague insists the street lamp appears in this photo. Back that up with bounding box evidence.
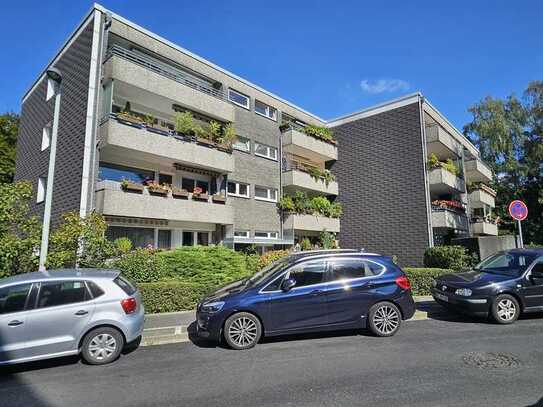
[38,67,62,272]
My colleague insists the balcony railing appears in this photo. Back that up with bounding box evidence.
[105,45,227,101]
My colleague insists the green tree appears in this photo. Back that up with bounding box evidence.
[464,81,543,244]
[0,112,19,183]
[0,181,41,277]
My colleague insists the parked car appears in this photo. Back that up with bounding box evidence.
[0,269,144,366]
[431,248,543,324]
[196,250,415,349]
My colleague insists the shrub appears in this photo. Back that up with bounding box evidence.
[114,237,132,255]
[310,196,331,215]
[423,245,471,271]
[138,281,210,313]
[158,246,256,287]
[302,124,335,143]
[277,195,295,212]
[403,268,453,296]
[174,111,196,134]
[320,230,337,249]
[112,248,164,283]
[258,250,290,270]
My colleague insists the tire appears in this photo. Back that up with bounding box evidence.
[491,294,520,324]
[368,302,402,337]
[223,312,262,350]
[81,327,124,365]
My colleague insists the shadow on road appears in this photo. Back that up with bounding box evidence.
[526,397,543,407]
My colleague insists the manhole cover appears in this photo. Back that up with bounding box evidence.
[462,352,521,369]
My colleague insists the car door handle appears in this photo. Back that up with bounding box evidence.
[310,289,323,296]
[8,320,23,327]
[75,310,89,316]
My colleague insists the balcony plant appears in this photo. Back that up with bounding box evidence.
[467,182,497,197]
[120,179,144,193]
[427,153,460,176]
[171,187,189,199]
[278,191,343,219]
[431,199,465,212]
[212,194,227,204]
[301,124,336,144]
[217,123,237,151]
[147,181,169,197]
[192,186,209,201]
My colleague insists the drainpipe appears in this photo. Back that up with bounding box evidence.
[418,95,434,248]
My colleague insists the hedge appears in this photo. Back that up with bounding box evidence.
[423,245,475,270]
[138,281,211,313]
[403,268,453,296]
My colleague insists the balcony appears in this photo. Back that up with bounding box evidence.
[431,209,469,231]
[472,220,498,236]
[282,128,338,162]
[465,159,492,183]
[428,167,466,194]
[284,214,340,233]
[99,115,234,173]
[95,181,234,225]
[469,186,496,208]
[103,46,234,123]
[426,125,463,159]
[282,160,338,196]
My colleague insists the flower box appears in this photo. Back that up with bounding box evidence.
[147,184,169,196]
[192,193,209,202]
[121,181,144,193]
[116,112,144,127]
[197,137,217,148]
[212,194,226,204]
[171,188,189,199]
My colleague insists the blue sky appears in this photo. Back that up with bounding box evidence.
[1,1,541,129]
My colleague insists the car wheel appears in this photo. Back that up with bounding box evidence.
[491,294,520,324]
[224,312,262,350]
[368,302,402,337]
[81,327,124,365]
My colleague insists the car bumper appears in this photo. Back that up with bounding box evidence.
[123,306,145,343]
[431,289,489,317]
[196,310,224,342]
[396,290,416,320]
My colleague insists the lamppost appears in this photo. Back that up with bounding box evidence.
[38,67,62,272]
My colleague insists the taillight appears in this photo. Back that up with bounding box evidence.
[121,297,137,314]
[395,276,411,290]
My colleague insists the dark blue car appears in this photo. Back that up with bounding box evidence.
[431,248,543,324]
[196,250,416,349]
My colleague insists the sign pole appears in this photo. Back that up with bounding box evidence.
[517,219,524,248]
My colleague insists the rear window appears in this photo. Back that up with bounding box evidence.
[114,276,136,295]
[87,281,105,298]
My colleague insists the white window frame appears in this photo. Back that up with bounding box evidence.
[254,142,278,161]
[227,181,250,198]
[255,100,277,121]
[46,78,57,101]
[233,135,250,153]
[234,230,250,238]
[228,89,250,109]
[37,177,46,203]
[41,123,51,151]
[254,186,278,202]
[255,231,279,239]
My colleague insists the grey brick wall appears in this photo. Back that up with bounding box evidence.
[330,102,430,266]
[15,20,95,226]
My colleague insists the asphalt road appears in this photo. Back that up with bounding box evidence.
[2,313,543,407]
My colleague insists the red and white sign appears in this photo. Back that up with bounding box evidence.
[508,200,528,221]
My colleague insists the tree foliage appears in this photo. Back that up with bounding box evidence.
[0,112,19,183]
[0,181,41,277]
[464,81,543,244]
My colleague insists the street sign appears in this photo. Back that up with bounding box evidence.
[508,200,528,221]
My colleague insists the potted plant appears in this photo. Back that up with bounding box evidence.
[147,181,169,196]
[212,194,227,204]
[171,187,189,199]
[217,123,236,152]
[192,186,209,201]
[120,179,144,193]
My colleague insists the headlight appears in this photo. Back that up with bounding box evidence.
[201,301,225,313]
[455,288,472,297]
[432,280,437,288]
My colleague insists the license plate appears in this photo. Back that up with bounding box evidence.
[434,292,448,302]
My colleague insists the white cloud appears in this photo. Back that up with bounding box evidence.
[360,79,410,94]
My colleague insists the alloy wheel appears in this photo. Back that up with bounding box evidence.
[228,317,258,347]
[373,305,400,335]
[497,299,517,322]
[88,333,117,361]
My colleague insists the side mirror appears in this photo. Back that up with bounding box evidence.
[281,278,296,292]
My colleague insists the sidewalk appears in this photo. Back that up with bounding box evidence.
[141,296,443,347]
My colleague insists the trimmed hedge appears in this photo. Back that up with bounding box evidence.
[258,250,290,270]
[403,268,453,296]
[423,245,474,270]
[138,281,210,313]
[112,248,164,283]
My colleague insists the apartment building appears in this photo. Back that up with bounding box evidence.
[14,4,496,265]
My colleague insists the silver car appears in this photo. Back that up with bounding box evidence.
[0,269,144,366]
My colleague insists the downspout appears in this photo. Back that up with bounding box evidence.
[418,95,434,247]
[278,113,284,247]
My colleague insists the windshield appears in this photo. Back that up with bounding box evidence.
[475,252,537,277]
[248,259,290,286]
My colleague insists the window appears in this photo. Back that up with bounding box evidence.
[233,135,250,152]
[197,232,209,246]
[255,231,278,239]
[114,276,136,296]
[234,230,250,238]
[254,186,277,202]
[41,124,51,151]
[158,230,171,249]
[106,226,154,248]
[87,281,105,299]
[37,177,46,203]
[37,281,90,309]
[329,258,385,281]
[0,284,31,314]
[475,252,538,277]
[158,173,173,186]
[228,89,250,109]
[182,231,194,246]
[227,181,250,198]
[284,260,327,288]
[182,178,209,194]
[98,162,154,185]
[46,78,58,101]
[254,143,277,160]
[255,100,277,121]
